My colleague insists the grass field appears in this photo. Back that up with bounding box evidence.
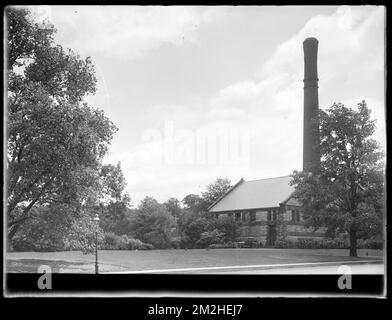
[6,248,384,274]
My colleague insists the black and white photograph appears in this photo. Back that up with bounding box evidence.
[3,5,386,300]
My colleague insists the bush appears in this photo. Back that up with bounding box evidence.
[101,232,154,250]
[126,238,143,250]
[208,242,236,249]
[296,238,348,249]
[357,239,383,249]
[274,237,385,250]
[274,239,297,249]
[274,238,351,249]
[196,229,225,248]
[170,236,184,249]
[242,238,260,248]
[11,206,105,254]
[182,216,214,248]
[140,243,154,250]
[102,232,120,250]
[118,235,130,250]
[213,216,240,242]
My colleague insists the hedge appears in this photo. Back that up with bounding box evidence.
[208,239,264,249]
[101,232,154,250]
[274,238,383,249]
[208,242,236,249]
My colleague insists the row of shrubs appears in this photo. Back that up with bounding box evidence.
[274,238,383,250]
[274,238,346,249]
[357,239,384,249]
[208,242,236,249]
[208,238,262,249]
[207,238,383,250]
[101,232,154,250]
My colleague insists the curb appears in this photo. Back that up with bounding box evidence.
[106,259,384,274]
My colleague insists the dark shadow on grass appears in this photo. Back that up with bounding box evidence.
[6,259,92,273]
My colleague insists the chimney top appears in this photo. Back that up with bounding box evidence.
[303,37,318,59]
[303,37,318,43]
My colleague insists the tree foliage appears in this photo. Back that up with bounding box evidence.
[6,7,120,248]
[291,101,385,256]
[201,177,232,207]
[181,177,231,215]
[6,7,54,70]
[128,197,177,249]
[196,229,225,248]
[11,204,104,253]
[99,191,132,237]
[180,213,215,247]
[178,177,236,248]
[182,194,209,214]
[164,197,184,220]
[214,216,240,242]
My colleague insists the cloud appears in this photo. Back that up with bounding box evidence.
[18,6,385,206]
[114,6,385,205]
[206,5,385,154]
[37,6,223,60]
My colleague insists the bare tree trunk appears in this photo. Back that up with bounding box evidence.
[349,227,358,257]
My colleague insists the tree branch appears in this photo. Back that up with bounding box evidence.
[7,170,50,215]
[8,176,54,228]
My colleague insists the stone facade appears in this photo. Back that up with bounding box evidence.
[216,202,326,245]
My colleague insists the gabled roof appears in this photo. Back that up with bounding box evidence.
[208,175,298,212]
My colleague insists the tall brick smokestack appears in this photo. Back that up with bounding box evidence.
[303,37,320,172]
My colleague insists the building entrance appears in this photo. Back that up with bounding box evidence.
[266,225,277,246]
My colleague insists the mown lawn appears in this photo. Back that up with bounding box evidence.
[6,248,383,273]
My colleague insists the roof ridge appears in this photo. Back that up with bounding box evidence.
[245,175,291,182]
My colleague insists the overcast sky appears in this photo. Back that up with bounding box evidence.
[30,6,385,206]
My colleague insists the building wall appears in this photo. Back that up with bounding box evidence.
[217,209,276,223]
[278,204,327,240]
[216,204,326,244]
[239,225,267,241]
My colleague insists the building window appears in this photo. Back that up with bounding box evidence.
[242,212,247,222]
[235,212,241,222]
[291,210,301,222]
[267,210,272,221]
[273,210,277,221]
[250,211,256,222]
